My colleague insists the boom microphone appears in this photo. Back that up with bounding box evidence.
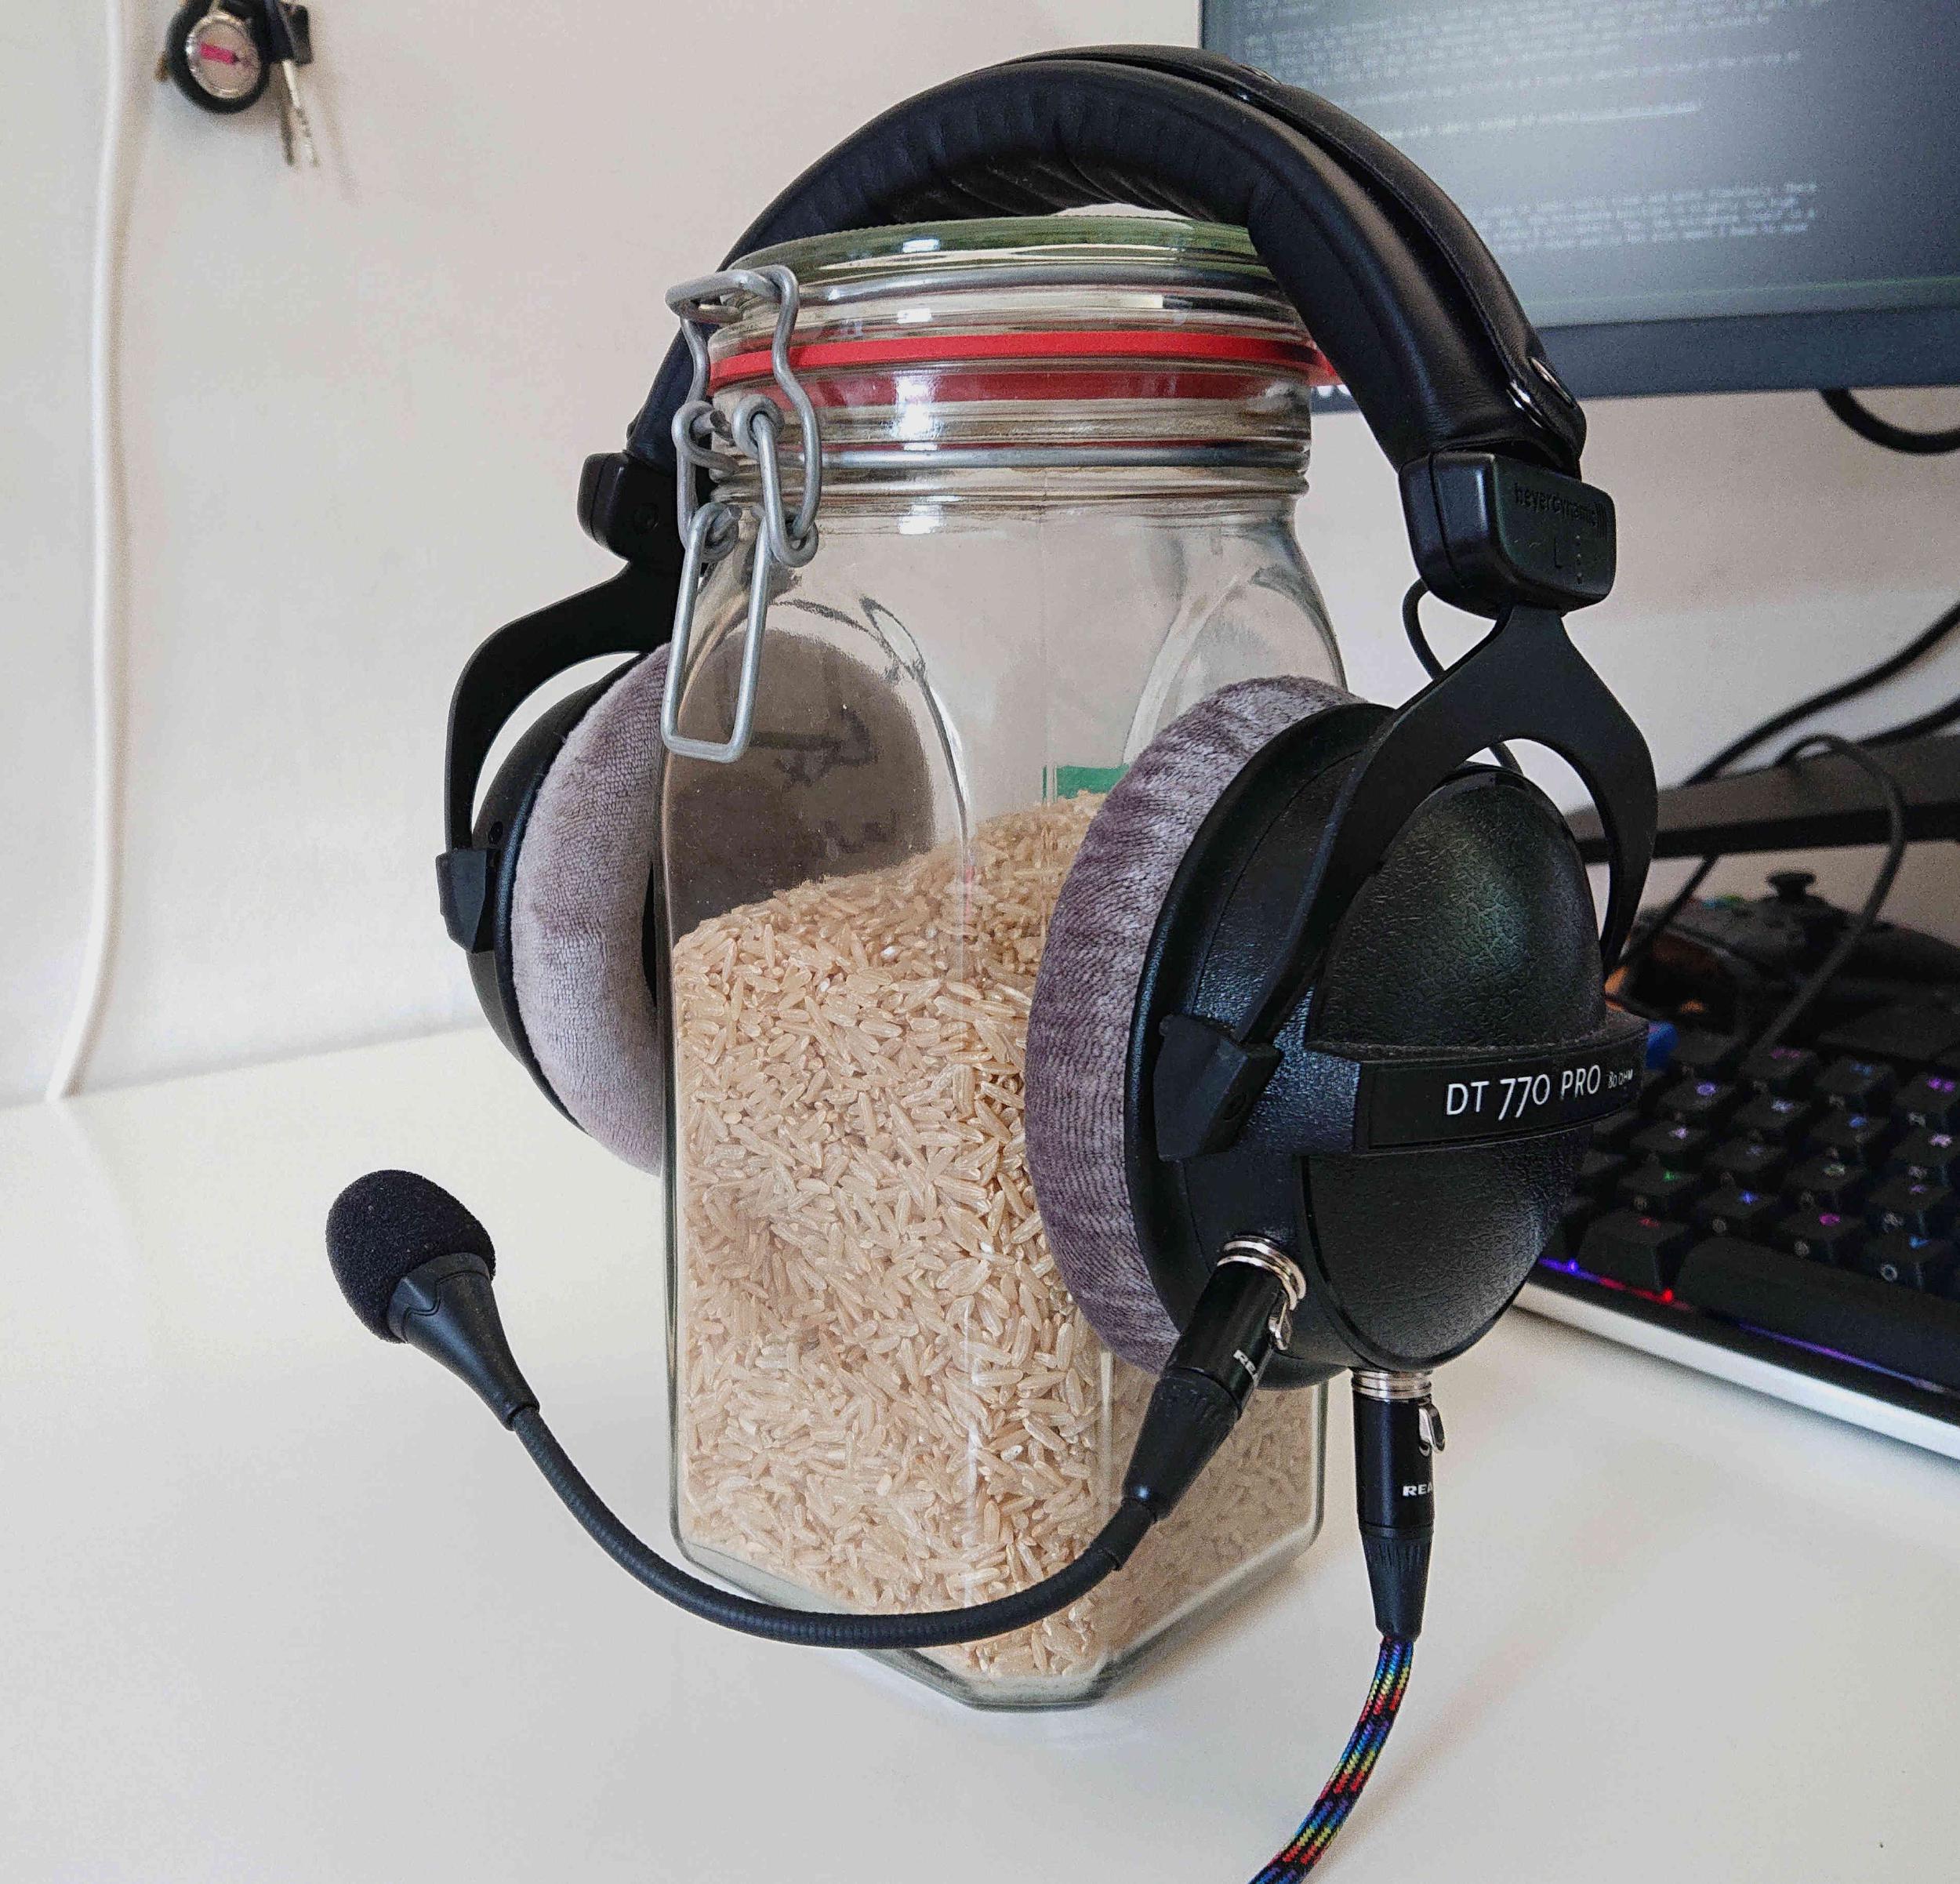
[325,1167,495,1336]
[326,1164,1440,1879]
[320,1169,1366,1648]
[326,1169,536,1422]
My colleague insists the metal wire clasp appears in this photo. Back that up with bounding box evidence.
[659,264,823,764]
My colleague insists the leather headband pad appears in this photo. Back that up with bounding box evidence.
[626,56,1584,483]
[1034,45,1581,460]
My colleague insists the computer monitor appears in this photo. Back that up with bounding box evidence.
[1202,0,1960,398]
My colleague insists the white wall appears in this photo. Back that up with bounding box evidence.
[5,1,1959,1105]
[2,0,1193,1105]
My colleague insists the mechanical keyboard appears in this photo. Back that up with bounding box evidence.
[1522,1002,1960,1456]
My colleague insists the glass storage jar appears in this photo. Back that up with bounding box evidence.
[660,216,1341,1708]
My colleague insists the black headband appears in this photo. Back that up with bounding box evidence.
[630,54,1584,474]
[1029,46,1579,459]
[590,53,1612,619]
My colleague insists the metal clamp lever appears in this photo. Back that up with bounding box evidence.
[659,265,823,764]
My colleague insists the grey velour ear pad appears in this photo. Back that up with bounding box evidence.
[511,647,673,1174]
[513,631,942,1176]
[661,630,938,936]
[1024,674,1359,1370]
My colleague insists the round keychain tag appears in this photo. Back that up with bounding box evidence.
[164,2,270,113]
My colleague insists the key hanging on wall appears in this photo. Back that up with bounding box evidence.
[158,0,319,167]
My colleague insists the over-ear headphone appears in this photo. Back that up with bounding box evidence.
[434,43,1655,1383]
[336,47,1660,1874]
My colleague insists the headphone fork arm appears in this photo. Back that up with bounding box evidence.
[1154,605,1655,1160]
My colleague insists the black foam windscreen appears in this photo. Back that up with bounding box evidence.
[326,1170,495,1340]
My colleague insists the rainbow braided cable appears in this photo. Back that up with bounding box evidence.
[1250,1635,1415,1882]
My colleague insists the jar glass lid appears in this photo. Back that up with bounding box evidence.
[739,212,1290,292]
[702,213,1330,467]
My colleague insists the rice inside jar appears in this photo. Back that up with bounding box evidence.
[661,214,1341,1707]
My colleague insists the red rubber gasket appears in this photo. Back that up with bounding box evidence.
[735,365,1316,409]
[707,326,1334,393]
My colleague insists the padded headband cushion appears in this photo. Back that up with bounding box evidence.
[511,648,670,1174]
[629,56,1583,481]
[1024,674,1356,1371]
[1033,46,1569,440]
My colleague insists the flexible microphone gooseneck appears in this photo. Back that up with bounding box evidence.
[325,1169,1323,1650]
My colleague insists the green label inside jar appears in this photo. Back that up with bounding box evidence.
[1047,764,1127,800]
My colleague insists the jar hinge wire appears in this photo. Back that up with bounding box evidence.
[660,264,823,764]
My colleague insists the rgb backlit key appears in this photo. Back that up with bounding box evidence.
[1865,1177,1956,1240]
[1856,1233,1959,1293]
[1776,1208,1864,1265]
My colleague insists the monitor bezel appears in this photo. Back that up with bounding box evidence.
[1544,303,1960,401]
[1196,11,1960,400]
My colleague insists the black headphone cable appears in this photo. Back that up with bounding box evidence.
[1821,389,1960,456]
[1617,736,1907,1039]
[1743,735,1907,1055]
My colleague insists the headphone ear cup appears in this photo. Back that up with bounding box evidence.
[1025,676,1359,1370]
[1028,674,1609,1380]
[504,647,672,1174]
[1290,769,1604,1367]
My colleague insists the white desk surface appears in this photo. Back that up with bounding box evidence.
[6,1029,1959,1882]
